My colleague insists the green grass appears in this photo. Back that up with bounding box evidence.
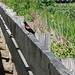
[50,9,75,43]
[1,0,75,58]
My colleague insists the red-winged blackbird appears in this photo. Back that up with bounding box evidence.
[24,21,35,35]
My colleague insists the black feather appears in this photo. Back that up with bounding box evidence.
[24,21,35,35]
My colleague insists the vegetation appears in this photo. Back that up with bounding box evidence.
[1,0,75,59]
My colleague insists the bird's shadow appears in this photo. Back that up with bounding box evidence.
[0,52,13,75]
[0,47,5,50]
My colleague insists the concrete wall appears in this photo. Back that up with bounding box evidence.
[0,3,71,75]
[62,58,75,75]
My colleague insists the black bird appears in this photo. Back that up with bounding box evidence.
[24,21,35,35]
